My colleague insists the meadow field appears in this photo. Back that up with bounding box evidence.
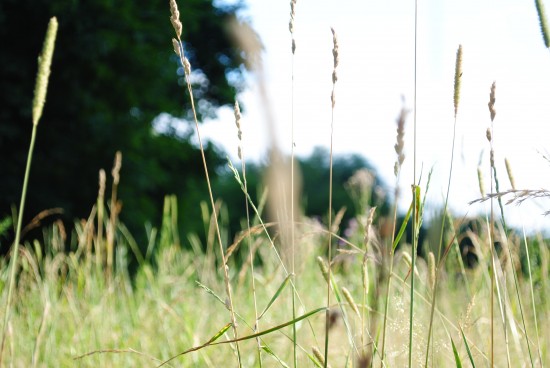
[1,1,549,367]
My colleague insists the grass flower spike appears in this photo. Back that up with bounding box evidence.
[169,0,182,39]
[32,17,58,126]
[535,0,550,48]
[453,45,463,118]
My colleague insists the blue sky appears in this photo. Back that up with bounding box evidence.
[197,0,550,231]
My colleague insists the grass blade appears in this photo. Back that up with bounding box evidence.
[451,337,463,368]
[157,307,327,367]
[258,273,292,320]
[261,345,290,368]
[460,327,476,368]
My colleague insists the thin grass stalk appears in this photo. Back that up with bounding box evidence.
[289,1,298,365]
[227,19,324,352]
[234,100,262,367]
[380,101,408,366]
[0,17,57,365]
[361,207,375,361]
[169,2,241,363]
[487,81,496,367]
[408,1,418,366]
[324,27,339,368]
[186,66,242,365]
[424,45,462,367]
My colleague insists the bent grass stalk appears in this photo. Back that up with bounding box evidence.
[169,1,242,365]
[0,17,58,365]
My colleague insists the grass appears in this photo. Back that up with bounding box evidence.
[1,1,550,367]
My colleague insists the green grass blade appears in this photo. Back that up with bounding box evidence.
[261,345,290,368]
[393,198,413,251]
[258,273,292,320]
[451,337,463,368]
[460,327,476,368]
[205,323,233,345]
[157,307,327,367]
[196,281,227,306]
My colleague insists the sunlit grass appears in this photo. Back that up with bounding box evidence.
[1,1,549,367]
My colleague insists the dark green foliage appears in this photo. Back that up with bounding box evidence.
[0,0,246,247]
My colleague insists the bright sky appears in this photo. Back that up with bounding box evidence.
[196,0,550,232]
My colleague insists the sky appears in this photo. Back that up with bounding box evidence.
[194,0,550,232]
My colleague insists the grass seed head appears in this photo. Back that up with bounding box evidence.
[32,17,58,126]
[98,169,106,199]
[477,166,486,197]
[112,151,122,186]
[234,100,243,159]
[361,260,369,295]
[394,101,409,175]
[183,57,191,76]
[535,0,550,48]
[169,0,182,39]
[453,44,463,118]
[331,27,339,85]
[342,287,360,317]
[312,346,326,366]
[289,0,297,54]
[172,38,181,56]
[316,256,330,283]
[427,251,436,290]
[505,158,516,190]
[488,81,496,122]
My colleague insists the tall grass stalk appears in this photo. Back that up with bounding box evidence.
[424,44,462,367]
[228,16,325,359]
[233,101,262,366]
[323,27,339,368]
[169,1,242,364]
[487,81,497,367]
[408,1,418,366]
[0,17,58,365]
[380,101,408,366]
[289,1,298,365]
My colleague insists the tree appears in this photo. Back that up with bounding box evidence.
[0,0,248,246]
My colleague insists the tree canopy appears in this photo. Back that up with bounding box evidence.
[0,0,248,244]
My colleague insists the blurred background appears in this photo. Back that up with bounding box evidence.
[2,0,550,256]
